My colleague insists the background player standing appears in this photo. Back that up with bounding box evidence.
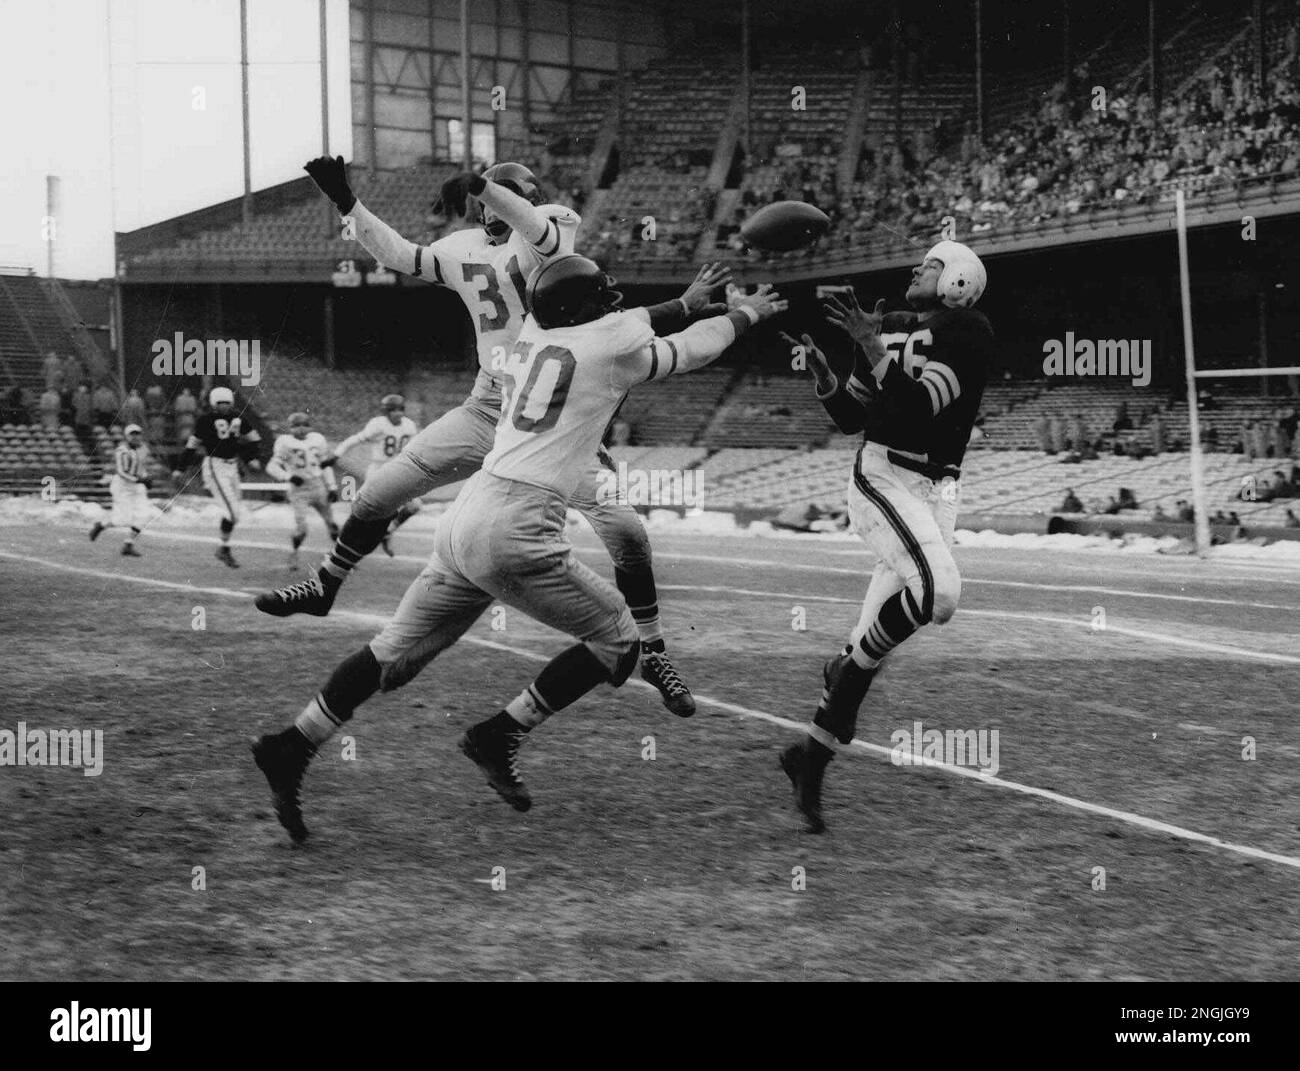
[89,423,152,557]
[780,241,993,833]
[251,256,785,843]
[326,394,418,555]
[174,385,263,569]
[266,412,340,570]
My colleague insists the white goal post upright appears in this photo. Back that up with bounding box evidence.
[1176,188,1300,557]
[1175,189,1213,557]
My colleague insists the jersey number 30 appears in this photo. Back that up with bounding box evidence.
[500,342,575,433]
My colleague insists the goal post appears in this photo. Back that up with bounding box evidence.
[1174,188,1300,557]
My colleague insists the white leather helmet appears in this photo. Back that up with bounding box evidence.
[925,240,987,308]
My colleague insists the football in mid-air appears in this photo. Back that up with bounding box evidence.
[740,200,831,252]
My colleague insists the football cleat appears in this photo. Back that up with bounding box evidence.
[251,732,314,843]
[779,741,828,834]
[255,573,337,617]
[121,544,142,558]
[89,521,105,542]
[215,546,240,569]
[460,721,532,812]
[641,650,696,718]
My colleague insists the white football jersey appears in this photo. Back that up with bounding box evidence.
[483,310,687,498]
[271,432,331,482]
[351,200,580,408]
[338,416,417,466]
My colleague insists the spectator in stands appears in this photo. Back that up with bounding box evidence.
[1242,418,1258,458]
[1048,414,1065,454]
[1112,401,1133,433]
[1150,409,1165,452]
[42,350,63,393]
[71,384,94,452]
[93,382,117,429]
[39,387,61,431]
[1,385,27,424]
[1060,488,1084,513]
[1285,508,1300,528]
[1255,420,1272,458]
[1102,495,1122,515]
[144,382,166,417]
[1117,487,1139,510]
[173,386,196,421]
[122,388,147,430]
[1152,503,1170,522]
[1176,499,1196,523]
[60,355,82,405]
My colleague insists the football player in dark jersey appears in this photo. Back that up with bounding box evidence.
[780,240,993,833]
[173,386,263,568]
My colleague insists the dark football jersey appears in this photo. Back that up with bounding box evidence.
[189,412,258,461]
[818,306,994,472]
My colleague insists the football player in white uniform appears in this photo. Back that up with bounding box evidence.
[252,258,786,841]
[326,394,419,555]
[266,412,340,570]
[255,157,729,718]
[89,423,152,557]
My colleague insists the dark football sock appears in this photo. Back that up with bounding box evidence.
[294,646,382,747]
[813,657,877,745]
[855,588,924,667]
[321,514,393,581]
[503,644,610,729]
[615,565,662,645]
[291,532,306,549]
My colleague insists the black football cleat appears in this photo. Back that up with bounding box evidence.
[215,545,240,569]
[780,741,828,834]
[460,721,532,812]
[252,732,314,843]
[255,573,338,618]
[641,650,696,718]
[121,544,142,558]
[88,521,105,542]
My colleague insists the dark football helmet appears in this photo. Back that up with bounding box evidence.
[526,255,623,329]
[478,162,544,243]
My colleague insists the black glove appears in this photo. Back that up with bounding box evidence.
[289,474,305,487]
[304,155,356,215]
[327,489,340,504]
[433,171,482,220]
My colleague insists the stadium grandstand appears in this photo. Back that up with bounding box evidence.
[3,0,1298,542]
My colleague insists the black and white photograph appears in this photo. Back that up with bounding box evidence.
[1,0,1297,1018]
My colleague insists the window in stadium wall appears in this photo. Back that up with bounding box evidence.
[446,120,496,168]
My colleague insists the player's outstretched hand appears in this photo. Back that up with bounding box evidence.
[737,286,788,322]
[780,331,832,384]
[434,172,477,220]
[304,155,356,215]
[823,291,885,351]
[680,262,734,313]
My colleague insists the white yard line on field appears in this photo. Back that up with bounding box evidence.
[3,547,1299,873]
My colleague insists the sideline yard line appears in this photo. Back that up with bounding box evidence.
[13,527,1299,663]
[78,526,1300,615]
[4,547,1299,873]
